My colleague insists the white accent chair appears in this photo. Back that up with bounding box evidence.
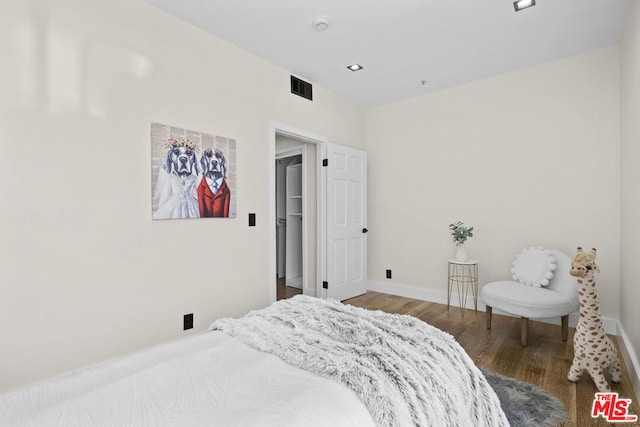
[481,248,579,346]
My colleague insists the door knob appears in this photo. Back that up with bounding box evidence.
[362,228,369,233]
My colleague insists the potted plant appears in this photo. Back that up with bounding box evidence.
[449,221,474,261]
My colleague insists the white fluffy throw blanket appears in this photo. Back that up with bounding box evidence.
[210,295,508,427]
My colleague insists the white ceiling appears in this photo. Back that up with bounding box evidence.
[145,0,631,108]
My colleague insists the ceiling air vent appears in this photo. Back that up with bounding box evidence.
[291,75,313,101]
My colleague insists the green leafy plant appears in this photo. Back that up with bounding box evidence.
[449,221,474,246]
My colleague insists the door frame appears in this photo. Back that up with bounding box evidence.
[269,122,327,303]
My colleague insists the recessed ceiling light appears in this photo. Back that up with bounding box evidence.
[347,64,363,72]
[513,0,535,12]
[312,16,329,31]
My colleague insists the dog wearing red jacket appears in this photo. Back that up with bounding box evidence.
[197,148,231,217]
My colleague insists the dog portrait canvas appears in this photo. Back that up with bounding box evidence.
[151,122,237,220]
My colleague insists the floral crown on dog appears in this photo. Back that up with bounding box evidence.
[165,137,198,152]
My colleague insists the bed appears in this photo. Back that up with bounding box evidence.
[0,295,508,426]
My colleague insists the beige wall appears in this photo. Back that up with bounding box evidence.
[0,0,365,391]
[366,47,621,318]
[620,0,640,391]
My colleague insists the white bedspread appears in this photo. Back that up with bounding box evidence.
[212,295,509,427]
[0,332,375,427]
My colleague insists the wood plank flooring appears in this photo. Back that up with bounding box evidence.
[276,277,303,300]
[343,291,640,427]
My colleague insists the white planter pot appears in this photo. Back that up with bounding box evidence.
[456,245,468,261]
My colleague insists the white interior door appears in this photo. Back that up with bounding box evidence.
[325,143,367,301]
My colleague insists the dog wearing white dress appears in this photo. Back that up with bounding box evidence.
[153,138,201,219]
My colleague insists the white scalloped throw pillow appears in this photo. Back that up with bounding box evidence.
[510,247,556,287]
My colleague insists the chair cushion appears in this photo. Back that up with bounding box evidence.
[510,246,556,287]
[481,280,579,319]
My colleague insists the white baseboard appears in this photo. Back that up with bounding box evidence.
[617,322,640,400]
[368,280,451,306]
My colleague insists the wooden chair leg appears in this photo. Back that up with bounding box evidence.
[561,315,569,342]
[521,317,529,346]
[486,306,492,329]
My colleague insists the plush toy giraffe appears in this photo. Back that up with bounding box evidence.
[567,247,621,392]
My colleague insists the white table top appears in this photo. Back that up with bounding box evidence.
[448,259,478,265]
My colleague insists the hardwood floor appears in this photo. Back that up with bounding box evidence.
[343,291,640,427]
[276,277,303,300]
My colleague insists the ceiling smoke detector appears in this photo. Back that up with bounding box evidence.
[312,16,329,31]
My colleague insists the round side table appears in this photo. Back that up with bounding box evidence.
[447,259,478,315]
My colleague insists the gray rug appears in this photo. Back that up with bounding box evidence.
[481,367,568,427]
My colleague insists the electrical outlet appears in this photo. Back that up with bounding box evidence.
[386,269,392,279]
[183,313,194,330]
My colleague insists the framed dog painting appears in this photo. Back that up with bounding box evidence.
[151,122,237,219]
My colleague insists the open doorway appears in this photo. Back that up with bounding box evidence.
[269,124,368,303]
[275,135,317,301]
[275,151,303,300]
[269,124,325,303]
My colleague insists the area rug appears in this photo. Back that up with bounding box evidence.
[481,367,568,427]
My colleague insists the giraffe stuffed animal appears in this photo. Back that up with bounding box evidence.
[567,247,621,392]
